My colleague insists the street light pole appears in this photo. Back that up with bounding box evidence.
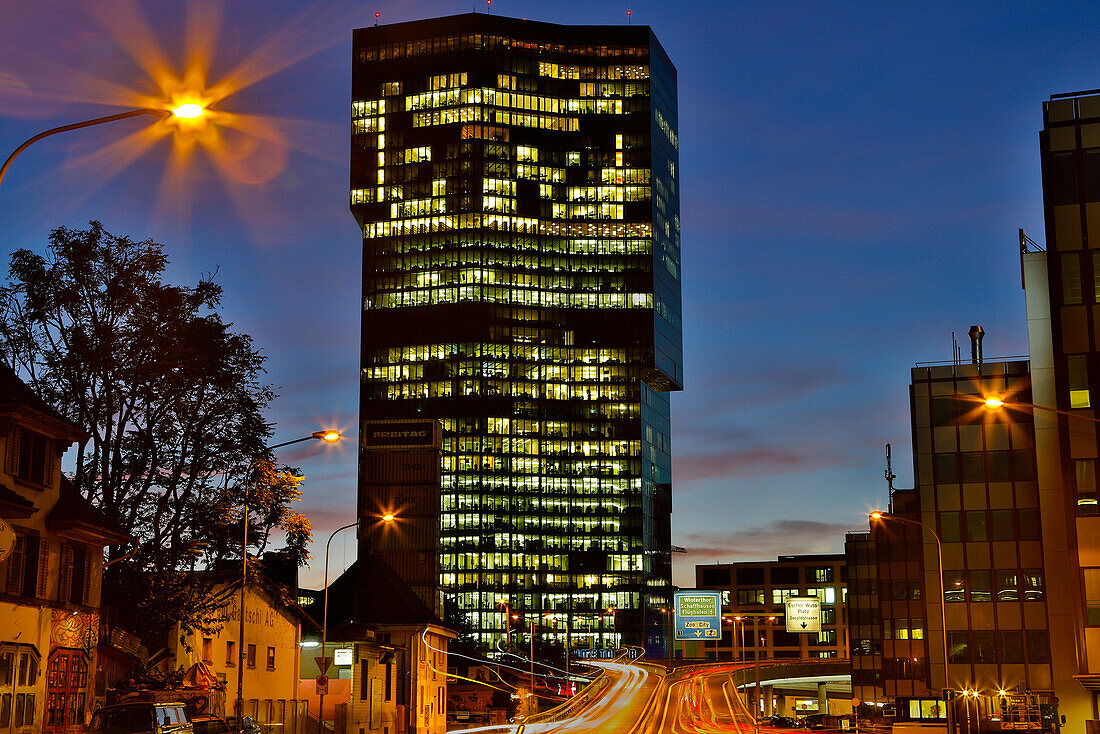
[236,430,340,724]
[0,105,205,190]
[318,520,358,729]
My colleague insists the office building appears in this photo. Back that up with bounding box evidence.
[695,554,848,661]
[848,350,1060,729]
[350,14,682,654]
[1029,88,1100,724]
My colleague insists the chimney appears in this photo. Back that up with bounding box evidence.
[968,325,985,366]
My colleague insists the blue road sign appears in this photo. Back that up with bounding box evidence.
[673,590,722,641]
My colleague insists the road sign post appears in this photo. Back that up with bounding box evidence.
[784,597,822,633]
[673,590,722,643]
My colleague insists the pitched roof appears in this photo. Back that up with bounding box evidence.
[324,554,442,627]
[0,362,88,442]
[0,481,37,518]
[46,475,130,545]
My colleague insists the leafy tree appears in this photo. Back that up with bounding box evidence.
[0,221,312,644]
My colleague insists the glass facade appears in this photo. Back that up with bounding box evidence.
[351,15,681,653]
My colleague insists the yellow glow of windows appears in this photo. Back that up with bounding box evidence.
[482,178,516,196]
[429,72,467,89]
[497,74,516,89]
[517,145,538,162]
[352,99,386,116]
[404,146,431,163]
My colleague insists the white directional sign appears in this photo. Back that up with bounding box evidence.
[785,597,821,633]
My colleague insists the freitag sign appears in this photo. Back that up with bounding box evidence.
[673,590,722,640]
[784,596,822,633]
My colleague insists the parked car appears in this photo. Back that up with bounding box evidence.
[190,716,232,734]
[802,713,837,730]
[764,715,797,728]
[89,702,194,734]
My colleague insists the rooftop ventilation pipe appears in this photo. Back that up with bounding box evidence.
[968,325,985,366]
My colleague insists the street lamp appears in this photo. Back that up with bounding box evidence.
[0,103,208,190]
[317,512,394,726]
[869,512,950,721]
[236,429,341,723]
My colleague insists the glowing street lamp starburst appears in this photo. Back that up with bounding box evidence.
[0,0,350,225]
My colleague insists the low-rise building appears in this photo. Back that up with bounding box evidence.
[166,574,310,728]
[695,553,848,662]
[0,364,129,733]
[301,554,454,734]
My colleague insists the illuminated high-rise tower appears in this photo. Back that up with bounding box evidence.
[351,13,681,655]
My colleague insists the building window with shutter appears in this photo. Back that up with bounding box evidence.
[59,544,90,605]
[6,534,49,599]
[7,428,53,487]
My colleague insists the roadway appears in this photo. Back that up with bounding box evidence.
[450,659,816,734]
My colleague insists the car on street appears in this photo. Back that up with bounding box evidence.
[89,702,193,734]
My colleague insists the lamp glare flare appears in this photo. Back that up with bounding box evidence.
[170,102,205,119]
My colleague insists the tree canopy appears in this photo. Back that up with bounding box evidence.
[0,221,312,643]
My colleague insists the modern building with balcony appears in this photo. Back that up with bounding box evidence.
[350,14,682,655]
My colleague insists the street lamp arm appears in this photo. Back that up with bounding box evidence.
[870,512,949,696]
[0,108,168,188]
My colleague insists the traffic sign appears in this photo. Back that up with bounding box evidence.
[674,590,722,641]
[314,656,332,674]
[942,688,956,702]
[785,597,821,633]
[315,674,328,695]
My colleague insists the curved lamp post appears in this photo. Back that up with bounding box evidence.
[236,429,340,723]
[316,513,394,728]
[0,103,205,190]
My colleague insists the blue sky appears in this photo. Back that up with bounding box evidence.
[2,1,1098,587]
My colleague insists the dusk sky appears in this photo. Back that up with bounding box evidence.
[3,1,1099,588]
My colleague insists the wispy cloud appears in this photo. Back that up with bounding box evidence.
[672,520,862,586]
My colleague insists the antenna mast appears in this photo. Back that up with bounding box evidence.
[885,443,897,513]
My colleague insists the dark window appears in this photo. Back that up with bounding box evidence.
[1051,151,1078,205]
[970,570,991,602]
[14,429,51,486]
[973,631,996,663]
[940,512,961,543]
[999,631,1025,663]
[965,511,988,542]
[1018,509,1041,540]
[770,566,799,585]
[947,631,970,663]
[700,567,730,586]
[1014,451,1037,481]
[932,397,957,426]
[266,646,275,670]
[988,451,1012,482]
[735,568,764,586]
[935,454,958,484]
[246,645,256,668]
[1027,630,1050,663]
[960,453,984,483]
[384,660,392,700]
[991,510,1015,541]
[1086,149,1100,202]
[1063,252,1084,305]
[360,660,369,700]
